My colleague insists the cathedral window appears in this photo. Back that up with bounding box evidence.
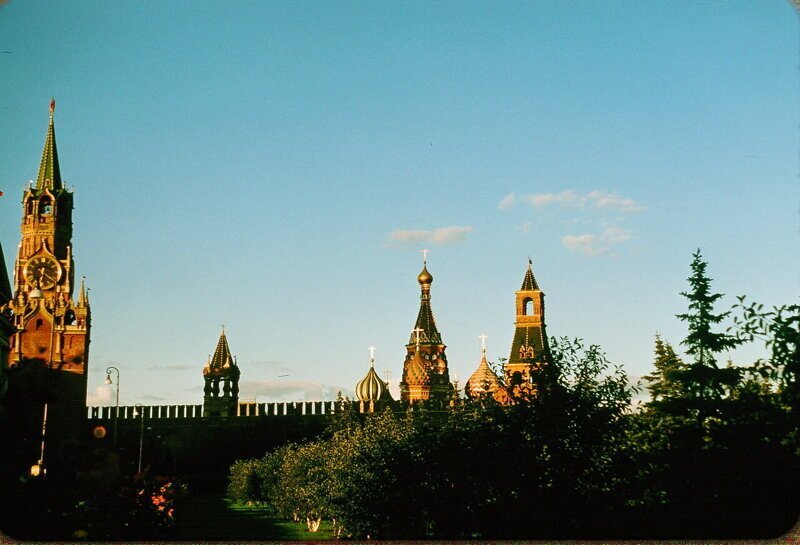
[39,198,52,215]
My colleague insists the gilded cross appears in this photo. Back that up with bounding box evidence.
[421,248,429,263]
[368,346,376,362]
[413,327,424,345]
[478,334,488,352]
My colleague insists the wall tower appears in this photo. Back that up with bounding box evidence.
[202,328,240,417]
[505,259,548,388]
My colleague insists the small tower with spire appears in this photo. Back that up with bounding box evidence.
[399,252,453,405]
[505,259,549,390]
[202,327,241,417]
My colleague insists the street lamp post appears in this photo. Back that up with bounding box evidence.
[104,367,120,445]
[134,403,144,474]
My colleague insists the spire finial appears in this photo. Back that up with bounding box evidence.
[421,248,429,264]
[49,98,55,118]
[368,346,376,365]
[528,257,532,266]
[413,327,424,348]
[78,276,87,306]
[478,334,488,354]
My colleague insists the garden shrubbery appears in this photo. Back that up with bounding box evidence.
[227,252,799,539]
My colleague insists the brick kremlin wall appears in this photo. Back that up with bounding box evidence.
[83,400,392,492]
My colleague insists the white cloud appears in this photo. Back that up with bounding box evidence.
[528,190,580,207]
[239,380,352,402]
[586,191,645,212]
[389,225,472,246]
[86,385,112,405]
[498,193,516,210]
[562,226,632,256]
[526,190,644,213]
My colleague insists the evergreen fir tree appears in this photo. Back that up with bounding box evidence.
[643,334,686,402]
[675,250,741,399]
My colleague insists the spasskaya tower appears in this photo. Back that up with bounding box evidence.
[4,100,91,407]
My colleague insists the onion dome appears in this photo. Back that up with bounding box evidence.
[356,366,390,402]
[417,263,433,285]
[403,349,430,387]
[465,346,502,398]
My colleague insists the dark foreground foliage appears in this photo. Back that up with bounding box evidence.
[228,251,799,539]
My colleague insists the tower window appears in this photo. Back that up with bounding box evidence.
[36,319,44,330]
[523,298,534,315]
[40,198,52,215]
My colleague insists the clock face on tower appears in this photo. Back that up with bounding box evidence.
[24,256,61,290]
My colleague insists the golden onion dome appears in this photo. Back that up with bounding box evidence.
[403,350,430,386]
[355,365,389,402]
[417,264,433,285]
[465,352,502,398]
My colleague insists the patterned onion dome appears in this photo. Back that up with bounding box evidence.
[355,365,389,402]
[403,350,430,386]
[417,264,433,285]
[465,352,502,398]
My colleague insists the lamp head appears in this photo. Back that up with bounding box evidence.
[104,373,112,385]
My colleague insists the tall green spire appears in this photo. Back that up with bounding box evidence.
[35,98,62,191]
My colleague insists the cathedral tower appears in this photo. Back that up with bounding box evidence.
[505,259,548,388]
[5,100,91,402]
[202,328,240,417]
[400,254,452,405]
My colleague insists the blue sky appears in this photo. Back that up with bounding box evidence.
[1,1,797,406]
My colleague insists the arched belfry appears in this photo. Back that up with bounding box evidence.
[399,252,453,405]
[506,259,549,388]
[202,328,240,417]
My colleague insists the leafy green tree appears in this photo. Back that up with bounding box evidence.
[732,299,800,413]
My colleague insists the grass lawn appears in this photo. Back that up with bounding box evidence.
[174,495,334,541]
